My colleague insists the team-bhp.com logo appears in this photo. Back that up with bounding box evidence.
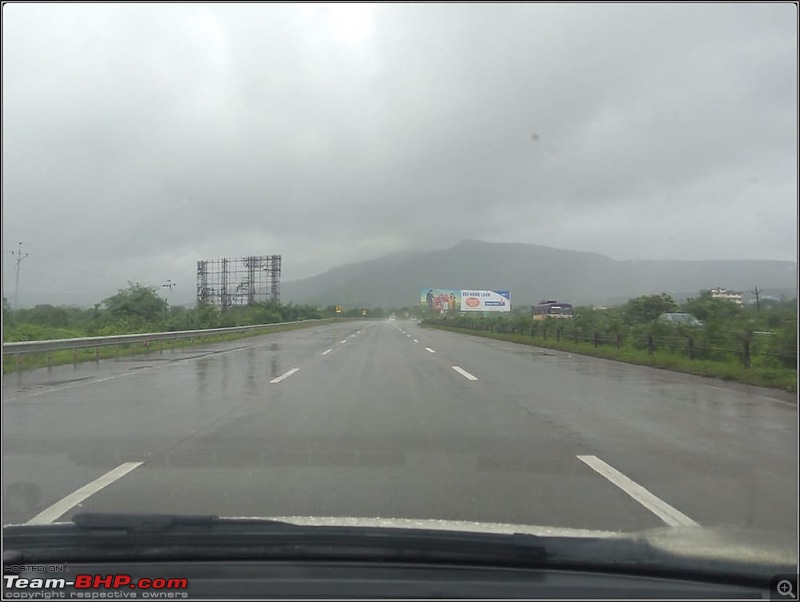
[4,573,189,598]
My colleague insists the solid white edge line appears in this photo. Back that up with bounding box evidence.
[759,397,796,407]
[452,366,478,381]
[704,385,796,408]
[26,462,144,525]
[322,349,333,356]
[577,455,699,527]
[425,347,436,353]
[270,367,300,383]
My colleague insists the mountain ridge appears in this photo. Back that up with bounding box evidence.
[281,240,797,308]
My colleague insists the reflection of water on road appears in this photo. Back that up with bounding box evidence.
[270,342,281,379]
[220,354,230,398]
[245,347,257,396]
[152,449,408,469]
[196,357,209,399]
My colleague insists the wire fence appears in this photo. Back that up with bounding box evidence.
[426,317,797,370]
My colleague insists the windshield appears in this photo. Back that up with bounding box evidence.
[2,1,797,595]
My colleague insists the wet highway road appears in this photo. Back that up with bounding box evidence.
[2,319,797,538]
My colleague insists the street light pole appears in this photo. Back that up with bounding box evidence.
[162,279,176,309]
[11,242,29,311]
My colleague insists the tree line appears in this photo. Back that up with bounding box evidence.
[2,283,327,341]
[425,291,797,370]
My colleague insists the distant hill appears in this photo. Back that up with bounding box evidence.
[281,240,797,308]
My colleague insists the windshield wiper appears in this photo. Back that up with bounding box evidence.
[4,512,551,567]
[3,512,792,586]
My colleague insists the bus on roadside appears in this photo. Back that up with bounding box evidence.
[532,300,574,320]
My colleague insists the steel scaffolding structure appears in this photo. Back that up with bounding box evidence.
[196,255,281,309]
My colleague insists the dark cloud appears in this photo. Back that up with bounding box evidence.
[3,3,796,306]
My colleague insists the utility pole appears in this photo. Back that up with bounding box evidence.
[751,286,761,313]
[11,242,29,311]
[162,279,176,310]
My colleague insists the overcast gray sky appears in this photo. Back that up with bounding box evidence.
[3,3,797,307]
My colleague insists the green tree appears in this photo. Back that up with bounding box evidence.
[681,290,743,323]
[102,282,168,324]
[621,293,677,326]
[3,297,12,326]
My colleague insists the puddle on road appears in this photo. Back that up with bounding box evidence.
[508,349,566,359]
[37,376,94,387]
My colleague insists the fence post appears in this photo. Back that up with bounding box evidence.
[742,338,751,369]
[687,336,695,360]
[530,327,534,338]
[647,334,654,355]
[593,332,599,348]
[17,354,22,371]
[73,348,79,364]
[47,352,52,368]
[616,333,622,349]
[556,328,561,342]
[573,329,578,344]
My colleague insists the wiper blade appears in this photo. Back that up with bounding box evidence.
[69,512,297,533]
[73,512,221,533]
[5,512,550,566]
[6,513,791,584]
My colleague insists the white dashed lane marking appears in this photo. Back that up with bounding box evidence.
[577,455,698,527]
[270,368,300,384]
[27,462,144,525]
[452,366,478,381]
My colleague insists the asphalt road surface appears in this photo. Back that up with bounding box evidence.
[3,319,797,540]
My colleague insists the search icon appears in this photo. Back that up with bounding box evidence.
[777,580,795,597]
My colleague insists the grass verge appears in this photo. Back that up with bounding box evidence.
[3,320,336,374]
[423,324,797,392]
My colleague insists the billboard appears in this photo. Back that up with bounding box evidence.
[460,290,511,312]
[421,289,460,313]
[421,289,511,313]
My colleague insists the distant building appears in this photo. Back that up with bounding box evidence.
[709,287,744,305]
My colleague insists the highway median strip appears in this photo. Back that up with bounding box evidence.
[4,320,338,374]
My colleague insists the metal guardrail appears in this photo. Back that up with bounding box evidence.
[2,319,334,356]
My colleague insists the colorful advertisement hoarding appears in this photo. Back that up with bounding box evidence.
[420,289,460,313]
[420,289,511,313]
[460,290,511,312]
